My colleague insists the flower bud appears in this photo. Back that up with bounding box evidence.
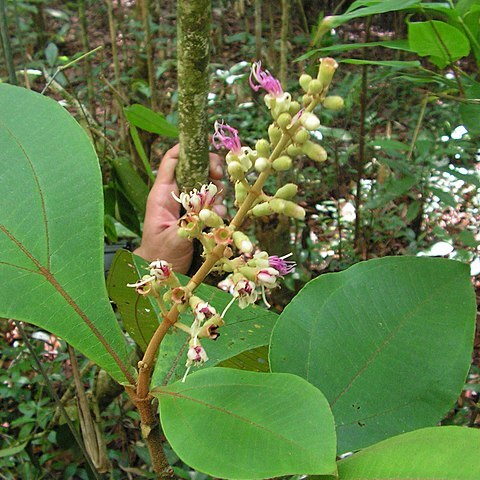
[272,155,292,171]
[235,181,248,205]
[288,101,301,116]
[252,202,274,217]
[232,231,253,253]
[177,227,190,238]
[268,124,282,145]
[302,94,313,107]
[287,144,303,157]
[283,201,306,220]
[238,266,258,281]
[247,149,258,162]
[255,157,270,172]
[323,95,344,111]
[300,112,320,131]
[299,73,312,92]
[294,128,309,144]
[227,161,246,180]
[277,112,292,130]
[275,183,298,200]
[255,139,270,157]
[318,57,338,88]
[269,198,287,214]
[302,140,327,162]
[308,79,323,95]
[199,209,224,228]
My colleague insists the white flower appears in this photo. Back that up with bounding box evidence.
[232,279,258,309]
[194,302,217,323]
[186,344,208,367]
[256,267,280,288]
[148,260,172,281]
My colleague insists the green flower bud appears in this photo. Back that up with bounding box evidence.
[252,202,274,217]
[301,112,320,131]
[284,201,306,220]
[308,79,323,95]
[199,208,224,228]
[233,231,254,253]
[274,183,298,200]
[228,161,246,180]
[318,57,338,88]
[272,155,292,171]
[287,144,303,157]
[299,73,312,92]
[255,138,270,158]
[268,124,282,145]
[277,112,292,130]
[288,101,301,116]
[238,266,257,281]
[302,140,327,162]
[247,149,258,162]
[235,181,248,205]
[294,128,309,144]
[302,94,313,107]
[323,95,344,111]
[255,157,270,172]
[269,198,286,214]
[177,227,190,238]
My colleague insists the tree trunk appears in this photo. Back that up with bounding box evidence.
[176,0,211,191]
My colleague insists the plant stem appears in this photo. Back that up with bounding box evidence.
[407,94,428,163]
[140,0,157,109]
[0,0,16,84]
[353,17,371,252]
[279,0,290,86]
[14,322,101,479]
[254,0,262,60]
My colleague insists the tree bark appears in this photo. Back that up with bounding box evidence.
[176,0,211,191]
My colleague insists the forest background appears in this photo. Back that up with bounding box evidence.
[0,0,479,478]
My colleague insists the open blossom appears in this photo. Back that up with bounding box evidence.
[256,267,280,288]
[127,275,155,295]
[149,260,172,281]
[173,183,218,214]
[233,278,258,309]
[194,302,217,323]
[186,344,208,367]
[268,253,296,276]
[212,121,242,155]
[249,61,283,97]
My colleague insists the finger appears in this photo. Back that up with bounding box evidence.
[209,153,224,179]
[156,144,180,183]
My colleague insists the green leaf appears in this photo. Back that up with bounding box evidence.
[270,256,476,453]
[331,0,421,27]
[107,249,158,351]
[153,368,337,479]
[340,59,421,68]
[430,186,458,207]
[0,84,135,385]
[124,104,178,138]
[408,20,471,68]
[365,175,417,209]
[295,40,413,62]
[111,157,149,216]
[45,42,58,67]
[0,441,28,458]
[337,427,480,479]
[460,82,480,135]
[128,124,155,182]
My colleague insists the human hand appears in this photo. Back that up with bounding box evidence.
[134,144,226,274]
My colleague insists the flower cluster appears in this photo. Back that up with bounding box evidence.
[129,58,342,380]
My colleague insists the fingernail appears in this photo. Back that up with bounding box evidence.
[215,165,223,176]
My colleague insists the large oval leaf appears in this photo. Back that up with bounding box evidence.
[270,257,476,453]
[337,426,480,479]
[0,84,135,385]
[153,368,337,479]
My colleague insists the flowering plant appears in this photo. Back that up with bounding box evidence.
[0,57,478,480]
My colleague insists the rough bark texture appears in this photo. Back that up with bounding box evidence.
[176,0,211,191]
